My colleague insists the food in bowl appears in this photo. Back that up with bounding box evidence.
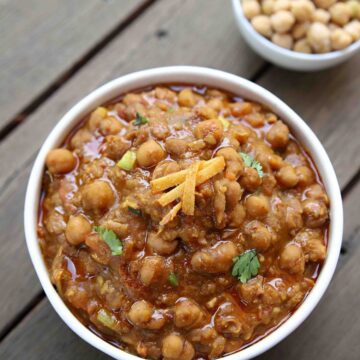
[38,84,330,359]
[242,0,360,53]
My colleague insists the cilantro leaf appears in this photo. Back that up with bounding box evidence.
[134,112,149,126]
[168,272,179,286]
[232,250,260,283]
[94,226,123,256]
[128,206,142,216]
[240,152,264,178]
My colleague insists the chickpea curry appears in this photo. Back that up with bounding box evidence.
[39,85,330,359]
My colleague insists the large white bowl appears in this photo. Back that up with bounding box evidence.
[24,66,343,359]
[232,0,360,71]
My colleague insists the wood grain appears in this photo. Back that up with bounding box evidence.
[0,0,262,336]
[0,0,145,130]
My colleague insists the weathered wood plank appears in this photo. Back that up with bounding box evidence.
[0,0,145,130]
[1,178,359,360]
[257,58,360,189]
[0,0,262,335]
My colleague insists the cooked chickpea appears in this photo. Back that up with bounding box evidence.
[276,165,299,188]
[302,199,329,228]
[46,148,76,174]
[139,256,166,286]
[136,139,165,168]
[296,166,315,187]
[280,244,305,274]
[245,195,270,218]
[292,22,310,40]
[245,220,272,251]
[81,180,115,211]
[291,0,315,22]
[266,121,289,149]
[314,0,336,9]
[196,106,218,119]
[272,33,293,49]
[165,138,188,156]
[240,166,262,192]
[174,299,205,329]
[99,117,122,135]
[294,38,312,53]
[128,300,153,325]
[307,22,331,53]
[347,0,360,19]
[147,231,178,255]
[243,0,261,19]
[252,15,273,37]
[312,8,331,23]
[194,119,223,146]
[271,10,295,33]
[178,88,196,107]
[329,2,351,26]
[65,215,91,245]
[216,147,244,180]
[262,0,275,15]
[331,28,353,50]
[344,20,360,41]
[274,0,291,12]
[162,334,195,360]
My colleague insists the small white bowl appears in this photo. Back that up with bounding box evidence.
[24,66,343,359]
[232,0,360,71]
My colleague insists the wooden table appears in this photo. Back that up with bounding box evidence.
[0,0,359,358]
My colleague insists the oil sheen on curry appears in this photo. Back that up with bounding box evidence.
[39,85,329,359]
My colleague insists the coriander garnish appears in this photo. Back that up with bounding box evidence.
[232,249,260,283]
[134,112,149,126]
[168,272,179,286]
[94,226,123,256]
[128,206,142,216]
[240,152,264,178]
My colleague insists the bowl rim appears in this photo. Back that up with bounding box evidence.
[24,65,343,360]
[232,0,360,62]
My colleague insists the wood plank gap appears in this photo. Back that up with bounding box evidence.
[0,290,44,342]
[341,166,360,200]
[0,0,158,143]
[250,62,272,82]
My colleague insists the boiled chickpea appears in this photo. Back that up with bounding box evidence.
[127,300,153,325]
[331,28,353,50]
[165,138,188,156]
[99,117,122,136]
[292,22,310,40]
[65,215,91,245]
[139,256,166,286]
[274,0,291,12]
[291,0,315,22]
[329,3,351,26]
[245,195,270,218]
[136,139,165,168]
[347,0,360,19]
[344,20,360,41]
[294,39,312,53]
[194,119,223,146]
[271,10,295,33]
[302,199,329,228]
[245,220,272,251]
[243,0,261,19]
[279,244,305,274]
[307,22,331,53]
[174,299,205,329]
[312,8,331,23]
[162,334,195,360]
[295,166,315,187]
[271,33,293,49]
[240,166,262,192]
[216,147,244,180]
[266,121,289,149]
[81,180,115,211]
[46,148,76,174]
[252,15,273,37]
[262,0,275,15]
[276,165,299,188]
[314,0,336,9]
[178,88,196,107]
[147,231,178,255]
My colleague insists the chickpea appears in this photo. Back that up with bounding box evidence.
[252,15,273,37]
[46,148,76,174]
[291,0,315,22]
[312,9,331,23]
[103,135,130,161]
[230,102,252,117]
[196,106,218,119]
[276,165,299,188]
[162,334,195,360]
[295,166,315,187]
[178,88,196,107]
[294,38,312,53]
[70,128,92,149]
[174,299,205,329]
[307,22,331,53]
[292,22,310,40]
[344,20,360,41]
[127,300,153,325]
[85,233,111,264]
[240,166,262,192]
[207,98,223,112]
[304,183,329,204]
[65,215,92,245]
[331,28,353,50]
[271,11,296,33]
[81,180,115,211]
[147,231,178,255]
[229,203,246,227]
[152,161,180,179]
[271,33,293,49]
[262,0,275,15]
[88,107,107,132]
[244,220,272,251]
[329,3,351,26]
[165,138,188,156]
[136,139,165,168]
[194,119,223,146]
[347,0,360,19]
[302,199,329,228]
[139,256,166,286]
[274,0,291,12]
[314,0,336,9]
[216,147,244,180]
[266,121,289,149]
[245,195,269,218]
[99,117,122,135]
[243,0,261,19]
[279,244,305,274]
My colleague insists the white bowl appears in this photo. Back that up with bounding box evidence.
[24,66,343,359]
[232,0,360,71]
